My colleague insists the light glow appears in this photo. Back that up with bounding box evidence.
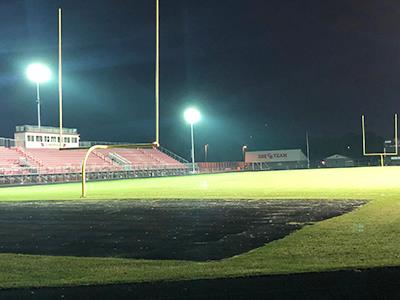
[26,63,51,83]
[184,108,201,124]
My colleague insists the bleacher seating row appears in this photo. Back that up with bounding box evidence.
[0,147,184,175]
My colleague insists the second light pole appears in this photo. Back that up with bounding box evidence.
[184,108,201,173]
[26,63,51,128]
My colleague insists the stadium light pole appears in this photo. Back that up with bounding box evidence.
[204,144,209,162]
[242,145,247,160]
[306,131,310,169]
[26,63,51,128]
[184,108,201,173]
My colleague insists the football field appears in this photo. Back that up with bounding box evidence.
[0,166,399,289]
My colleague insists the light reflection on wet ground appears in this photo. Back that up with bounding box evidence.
[0,199,365,261]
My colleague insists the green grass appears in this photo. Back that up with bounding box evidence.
[1,166,400,288]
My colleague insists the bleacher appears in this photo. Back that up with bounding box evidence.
[0,126,190,184]
[0,147,31,175]
[0,146,184,175]
[24,149,118,173]
[98,148,185,169]
[142,148,184,166]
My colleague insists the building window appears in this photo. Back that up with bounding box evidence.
[36,136,43,142]
[57,137,60,143]
[64,137,70,143]
[51,136,56,142]
[27,135,34,142]
[45,136,50,142]
[72,137,77,143]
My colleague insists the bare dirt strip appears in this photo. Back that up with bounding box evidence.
[0,199,365,260]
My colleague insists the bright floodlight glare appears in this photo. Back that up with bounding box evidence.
[26,63,51,83]
[184,108,201,124]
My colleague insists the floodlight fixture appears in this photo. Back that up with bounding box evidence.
[184,107,201,124]
[26,63,51,83]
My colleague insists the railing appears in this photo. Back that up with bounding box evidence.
[108,152,131,165]
[197,158,386,173]
[197,162,245,173]
[0,156,392,187]
[0,158,384,178]
[92,150,117,166]
[0,163,194,186]
[0,162,191,175]
[158,146,189,163]
[15,147,44,167]
[78,143,189,164]
[80,141,130,147]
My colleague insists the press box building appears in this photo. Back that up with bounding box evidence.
[14,125,80,149]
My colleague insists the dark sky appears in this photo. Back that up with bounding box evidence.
[1,0,400,161]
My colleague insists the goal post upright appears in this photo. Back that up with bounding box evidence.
[58,8,63,149]
[80,143,156,198]
[361,113,398,166]
[74,1,162,198]
[155,0,160,146]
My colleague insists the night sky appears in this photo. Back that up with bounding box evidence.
[1,0,399,161]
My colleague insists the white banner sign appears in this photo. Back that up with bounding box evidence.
[245,149,307,163]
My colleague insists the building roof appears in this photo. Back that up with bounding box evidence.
[325,154,352,160]
[15,125,78,135]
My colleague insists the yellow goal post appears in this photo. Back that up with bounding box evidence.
[80,143,156,198]
[361,114,398,167]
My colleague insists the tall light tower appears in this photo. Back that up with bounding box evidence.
[184,108,201,173]
[26,63,51,128]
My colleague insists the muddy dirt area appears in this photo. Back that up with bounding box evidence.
[0,199,365,261]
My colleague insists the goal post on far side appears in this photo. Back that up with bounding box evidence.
[361,114,398,166]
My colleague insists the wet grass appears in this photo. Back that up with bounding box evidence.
[0,166,400,288]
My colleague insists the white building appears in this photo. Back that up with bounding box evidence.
[14,125,80,149]
[323,154,354,168]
